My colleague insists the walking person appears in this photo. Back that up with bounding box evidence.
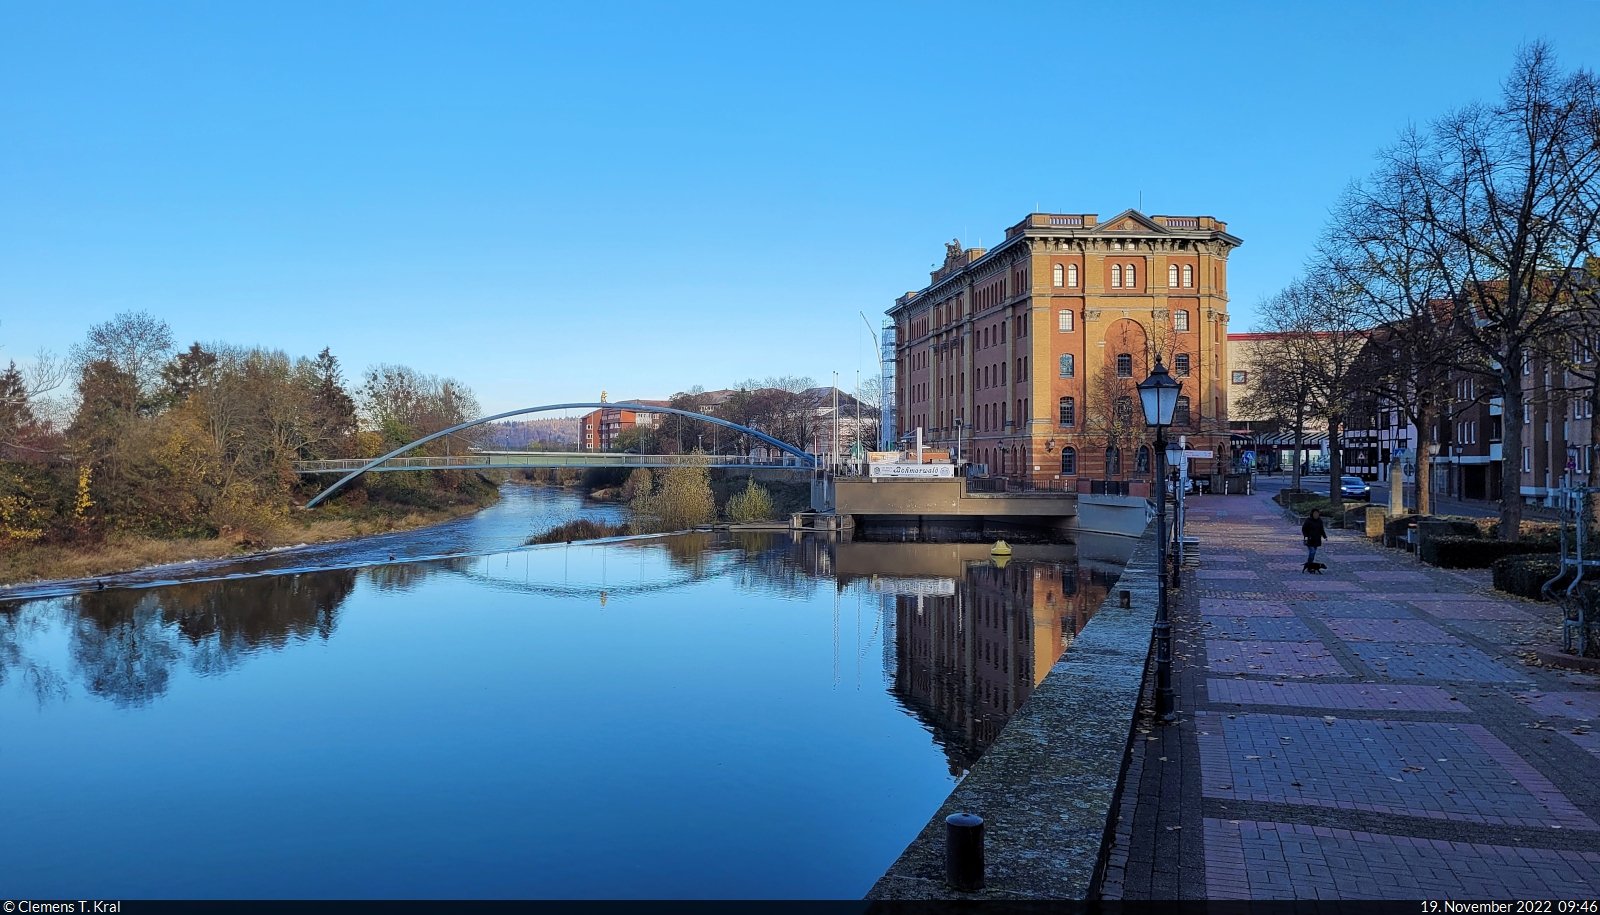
[1302,508,1327,569]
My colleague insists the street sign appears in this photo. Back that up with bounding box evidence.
[1182,449,1213,458]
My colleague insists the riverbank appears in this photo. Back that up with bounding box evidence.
[0,499,494,588]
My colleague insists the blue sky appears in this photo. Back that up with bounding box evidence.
[3,2,1598,414]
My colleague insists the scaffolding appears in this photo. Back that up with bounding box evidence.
[1542,486,1600,658]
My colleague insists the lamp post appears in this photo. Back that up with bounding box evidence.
[1138,358,1182,724]
[1428,441,1442,509]
[1167,440,1186,569]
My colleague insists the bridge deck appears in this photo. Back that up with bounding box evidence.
[293,452,812,474]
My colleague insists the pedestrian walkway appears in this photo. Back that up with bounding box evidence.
[1100,488,1600,900]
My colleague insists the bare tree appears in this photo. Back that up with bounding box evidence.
[1400,43,1600,538]
[1324,152,1473,515]
[70,311,175,417]
[1081,367,1141,480]
[1236,299,1326,494]
[1252,278,1368,513]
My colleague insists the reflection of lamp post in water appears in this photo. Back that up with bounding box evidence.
[1137,359,1182,723]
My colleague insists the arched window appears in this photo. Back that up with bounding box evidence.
[1058,309,1074,332]
[1136,445,1151,473]
[1175,309,1190,332]
[1059,354,1075,378]
[1105,447,1121,476]
[1052,263,1064,287]
[1169,264,1180,287]
[1111,264,1122,288]
[1115,396,1133,424]
[1059,396,1075,426]
[1174,353,1191,377]
[1061,447,1077,475]
[1175,396,1192,426]
[1116,353,1133,377]
[1126,263,1136,286]
[1182,264,1193,287]
[1067,263,1079,287]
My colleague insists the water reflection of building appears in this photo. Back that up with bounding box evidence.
[886,556,1114,775]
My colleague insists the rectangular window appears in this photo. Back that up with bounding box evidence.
[1174,310,1189,332]
[1058,310,1074,332]
[1175,353,1190,377]
[1059,354,1075,378]
[1524,447,1532,472]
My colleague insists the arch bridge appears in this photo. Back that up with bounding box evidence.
[297,402,816,508]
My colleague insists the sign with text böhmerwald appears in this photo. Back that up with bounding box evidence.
[869,463,955,479]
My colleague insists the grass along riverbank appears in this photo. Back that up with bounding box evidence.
[0,499,492,587]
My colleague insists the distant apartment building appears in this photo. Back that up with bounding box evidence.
[889,211,1242,485]
[1513,346,1593,503]
[802,387,877,462]
[579,398,669,452]
[1226,332,1329,472]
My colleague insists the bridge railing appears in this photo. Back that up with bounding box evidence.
[293,453,812,474]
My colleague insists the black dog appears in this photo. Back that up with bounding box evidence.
[1302,561,1327,574]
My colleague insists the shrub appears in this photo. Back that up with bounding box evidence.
[725,479,776,523]
[1422,535,1556,568]
[1384,515,1480,547]
[621,468,653,502]
[631,460,715,533]
[525,518,632,545]
[1492,555,1564,599]
[1274,490,1327,512]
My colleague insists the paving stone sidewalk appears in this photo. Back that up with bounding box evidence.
[1099,489,1600,900]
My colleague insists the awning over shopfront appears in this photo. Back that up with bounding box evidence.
[1250,432,1329,447]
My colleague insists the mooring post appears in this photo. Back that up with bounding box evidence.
[945,812,985,891]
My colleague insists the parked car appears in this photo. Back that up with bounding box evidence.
[1340,475,1371,500]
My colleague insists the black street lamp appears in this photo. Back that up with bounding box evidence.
[1138,358,1182,724]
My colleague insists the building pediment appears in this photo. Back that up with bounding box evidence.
[1093,209,1166,234]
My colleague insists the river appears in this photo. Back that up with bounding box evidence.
[0,483,1130,898]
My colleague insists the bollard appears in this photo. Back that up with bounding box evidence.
[945,812,985,891]
[1119,589,1131,608]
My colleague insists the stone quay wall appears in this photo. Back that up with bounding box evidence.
[866,524,1159,899]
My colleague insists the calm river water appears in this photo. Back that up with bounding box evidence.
[0,484,1129,899]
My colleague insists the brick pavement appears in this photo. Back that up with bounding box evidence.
[1099,488,1600,900]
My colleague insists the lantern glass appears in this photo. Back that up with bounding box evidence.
[1137,360,1182,426]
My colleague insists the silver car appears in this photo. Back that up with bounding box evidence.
[1339,475,1371,500]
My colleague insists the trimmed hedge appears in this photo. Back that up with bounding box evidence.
[1492,556,1564,600]
[1384,515,1482,546]
[1422,536,1557,569]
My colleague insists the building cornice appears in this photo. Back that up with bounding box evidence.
[891,211,1242,321]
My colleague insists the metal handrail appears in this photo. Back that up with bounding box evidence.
[295,453,808,473]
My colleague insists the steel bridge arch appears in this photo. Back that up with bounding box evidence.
[304,402,816,508]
